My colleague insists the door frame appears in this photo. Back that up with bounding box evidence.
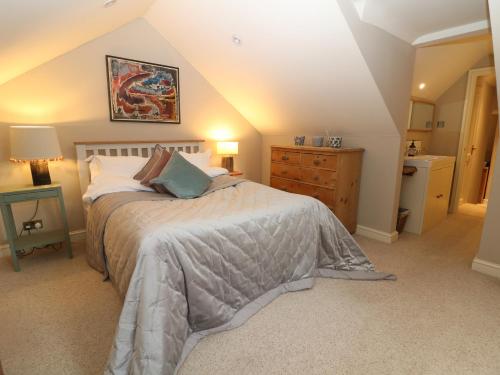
[450,66,496,212]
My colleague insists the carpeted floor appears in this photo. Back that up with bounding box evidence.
[1,205,500,375]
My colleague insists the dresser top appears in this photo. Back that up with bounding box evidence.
[271,145,364,153]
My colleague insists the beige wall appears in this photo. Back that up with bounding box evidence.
[477,0,500,266]
[486,125,499,200]
[146,0,401,138]
[337,0,415,234]
[337,0,415,136]
[429,74,468,156]
[429,56,494,157]
[406,130,432,153]
[0,18,262,243]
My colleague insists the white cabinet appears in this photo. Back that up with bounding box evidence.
[400,156,456,234]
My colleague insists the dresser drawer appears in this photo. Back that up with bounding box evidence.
[296,184,335,208]
[300,168,336,187]
[271,149,300,164]
[301,153,337,170]
[270,177,301,193]
[271,163,301,180]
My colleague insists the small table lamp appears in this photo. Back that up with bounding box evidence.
[216,141,238,172]
[9,126,63,186]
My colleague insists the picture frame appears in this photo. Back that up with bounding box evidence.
[105,55,180,124]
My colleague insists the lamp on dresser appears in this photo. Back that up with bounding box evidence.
[9,126,63,186]
[217,141,239,172]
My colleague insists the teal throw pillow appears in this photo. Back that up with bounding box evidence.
[150,151,212,198]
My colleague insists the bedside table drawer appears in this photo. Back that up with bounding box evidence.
[0,188,59,203]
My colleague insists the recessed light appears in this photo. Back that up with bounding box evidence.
[104,0,117,8]
[232,35,242,46]
[419,83,426,90]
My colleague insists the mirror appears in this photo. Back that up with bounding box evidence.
[409,100,434,131]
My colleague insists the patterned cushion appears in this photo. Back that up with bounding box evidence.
[150,151,212,198]
[141,151,171,187]
[133,145,171,187]
[134,144,164,180]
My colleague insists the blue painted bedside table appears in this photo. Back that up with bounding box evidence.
[0,183,73,271]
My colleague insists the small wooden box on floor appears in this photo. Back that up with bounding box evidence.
[270,145,364,233]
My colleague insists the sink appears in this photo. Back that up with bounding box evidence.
[404,155,456,169]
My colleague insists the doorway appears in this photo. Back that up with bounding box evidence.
[451,67,499,212]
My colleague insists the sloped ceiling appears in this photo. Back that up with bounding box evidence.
[412,34,493,101]
[144,0,397,136]
[353,0,489,44]
[0,0,155,86]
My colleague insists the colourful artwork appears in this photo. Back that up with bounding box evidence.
[106,55,180,123]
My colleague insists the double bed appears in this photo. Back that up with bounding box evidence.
[75,140,394,375]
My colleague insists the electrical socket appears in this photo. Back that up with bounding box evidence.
[23,219,43,231]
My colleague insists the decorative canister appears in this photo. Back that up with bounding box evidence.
[328,136,342,148]
[312,136,324,147]
[294,136,305,146]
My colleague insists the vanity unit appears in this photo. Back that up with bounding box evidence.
[400,155,456,234]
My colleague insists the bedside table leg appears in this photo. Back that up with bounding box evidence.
[0,204,20,272]
[57,192,73,259]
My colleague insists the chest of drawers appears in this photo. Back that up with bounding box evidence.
[270,145,364,233]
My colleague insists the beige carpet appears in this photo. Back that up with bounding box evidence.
[1,206,500,375]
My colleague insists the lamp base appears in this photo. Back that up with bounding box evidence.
[30,160,52,186]
[221,156,234,172]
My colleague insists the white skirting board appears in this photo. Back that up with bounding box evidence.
[472,257,500,279]
[0,229,86,258]
[355,225,399,244]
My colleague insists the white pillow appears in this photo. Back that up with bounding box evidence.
[179,150,211,169]
[86,155,148,182]
[82,175,154,203]
[202,167,228,178]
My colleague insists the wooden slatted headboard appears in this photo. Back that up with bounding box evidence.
[74,140,205,197]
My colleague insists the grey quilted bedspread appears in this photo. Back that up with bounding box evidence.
[86,180,394,375]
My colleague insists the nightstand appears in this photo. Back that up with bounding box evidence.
[229,171,243,177]
[0,184,73,271]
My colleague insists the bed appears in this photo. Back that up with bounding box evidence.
[75,140,394,375]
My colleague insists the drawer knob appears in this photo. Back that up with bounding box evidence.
[436,194,444,199]
[313,159,320,165]
[282,155,289,161]
[313,176,319,181]
[282,170,288,175]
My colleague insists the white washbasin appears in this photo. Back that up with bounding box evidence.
[404,155,456,169]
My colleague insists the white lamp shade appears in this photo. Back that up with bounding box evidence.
[10,126,62,161]
[216,141,239,155]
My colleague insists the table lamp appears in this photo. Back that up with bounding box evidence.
[9,126,63,186]
[216,141,238,172]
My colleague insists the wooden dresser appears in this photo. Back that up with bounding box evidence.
[270,145,364,233]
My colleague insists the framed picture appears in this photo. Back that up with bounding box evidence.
[106,55,180,123]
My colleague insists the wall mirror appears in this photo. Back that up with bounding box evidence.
[408,99,434,131]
